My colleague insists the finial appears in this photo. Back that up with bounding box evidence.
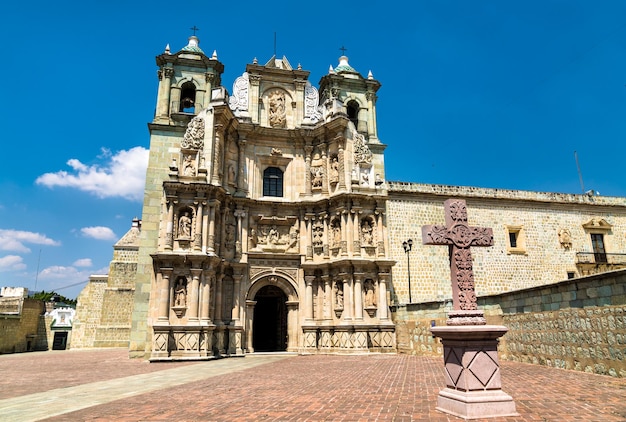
[297,63,302,70]
[368,70,373,80]
[165,44,171,54]
[329,64,335,74]
[212,50,218,60]
[253,57,258,64]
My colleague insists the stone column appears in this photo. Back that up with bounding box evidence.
[337,135,346,190]
[208,201,217,253]
[375,208,385,257]
[245,300,256,353]
[366,91,378,140]
[165,199,175,250]
[200,272,213,323]
[305,214,314,261]
[342,274,352,321]
[322,213,329,258]
[156,67,173,121]
[304,275,315,320]
[234,210,245,260]
[214,273,224,324]
[341,210,349,257]
[158,268,173,322]
[231,274,242,324]
[249,74,261,124]
[323,275,331,320]
[304,146,312,196]
[321,143,329,195]
[378,273,389,320]
[353,273,363,320]
[188,268,202,322]
[286,300,299,352]
[211,125,223,185]
[194,201,204,252]
[219,207,228,257]
[236,139,247,195]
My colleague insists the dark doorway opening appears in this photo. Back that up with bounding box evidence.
[52,332,68,350]
[253,285,287,352]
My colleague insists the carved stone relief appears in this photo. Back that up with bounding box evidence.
[311,166,323,189]
[178,211,193,239]
[329,156,339,185]
[268,90,286,128]
[558,229,572,250]
[181,116,204,150]
[174,276,188,307]
[251,221,300,253]
[182,153,197,177]
[312,220,324,248]
[353,131,372,165]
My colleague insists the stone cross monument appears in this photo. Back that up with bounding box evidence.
[423,199,517,419]
[422,198,493,318]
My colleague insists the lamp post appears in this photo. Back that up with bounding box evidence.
[402,239,413,303]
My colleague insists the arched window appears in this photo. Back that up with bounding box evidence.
[263,167,283,197]
[180,82,196,113]
[347,100,359,128]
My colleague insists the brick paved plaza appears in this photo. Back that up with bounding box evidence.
[0,349,625,421]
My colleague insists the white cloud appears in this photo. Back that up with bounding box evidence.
[0,230,61,253]
[80,226,117,241]
[73,258,92,267]
[0,255,27,272]
[35,146,149,202]
[38,265,81,279]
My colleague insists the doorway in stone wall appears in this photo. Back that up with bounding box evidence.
[252,285,288,352]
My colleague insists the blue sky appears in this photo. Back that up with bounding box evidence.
[1,1,626,299]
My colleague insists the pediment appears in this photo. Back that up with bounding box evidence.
[582,217,612,231]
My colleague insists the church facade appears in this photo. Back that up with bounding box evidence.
[70,35,626,360]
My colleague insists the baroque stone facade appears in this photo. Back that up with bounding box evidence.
[74,35,626,363]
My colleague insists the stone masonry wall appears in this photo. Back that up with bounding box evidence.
[391,269,626,377]
[70,276,107,348]
[386,182,626,305]
[0,299,44,353]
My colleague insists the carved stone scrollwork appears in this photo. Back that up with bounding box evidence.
[353,132,372,165]
[304,83,322,123]
[181,116,205,150]
[229,72,249,116]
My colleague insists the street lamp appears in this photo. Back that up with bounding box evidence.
[402,239,413,303]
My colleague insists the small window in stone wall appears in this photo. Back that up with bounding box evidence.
[567,271,576,279]
[506,225,526,255]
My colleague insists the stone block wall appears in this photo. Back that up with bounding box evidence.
[391,269,626,377]
[387,182,626,305]
[70,276,107,348]
[0,298,44,353]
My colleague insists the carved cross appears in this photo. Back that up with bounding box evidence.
[422,199,493,311]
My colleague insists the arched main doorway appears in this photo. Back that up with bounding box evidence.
[252,285,288,352]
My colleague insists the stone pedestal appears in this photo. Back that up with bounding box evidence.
[430,324,517,419]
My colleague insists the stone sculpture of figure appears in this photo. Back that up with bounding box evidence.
[334,281,344,308]
[364,279,376,307]
[311,167,323,188]
[332,222,341,247]
[329,157,339,184]
[268,90,286,128]
[179,212,192,238]
[361,220,373,245]
[225,224,235,250]
[174,278,187,307]
[228,164,236,185]
[268,225,279,244]
[288,225,299,250]
[312,221,324,247]
[249,228,258,248]
[361,171,369,186]
[183,154,196,176]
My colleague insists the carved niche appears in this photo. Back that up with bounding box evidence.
[172,276,188,317]
[268,90,287,128]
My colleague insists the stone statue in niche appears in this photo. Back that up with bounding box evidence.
[178,212,192,238]
[334,281,344,309]
[249,228,258,249]
[331,220,341,248]
[174,277,187,307]
[329,157,339,184]
[268,90,286,128]
[225,223,236,251]
[559,229,572,250]
[361,171,370,186]
[312,220,324,247]
[288,225,299,251]
[228,164,236,185]
[363,279,376,307]
[361,220,374,246]
[311,166,323,188]
[183,154,196,176]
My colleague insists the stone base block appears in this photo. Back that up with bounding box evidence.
[437,388,518,419]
